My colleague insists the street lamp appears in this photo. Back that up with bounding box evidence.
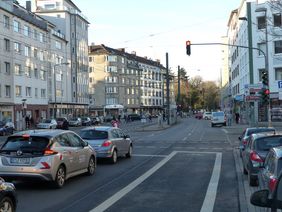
[53,62,69,119]
[255,7,271,127]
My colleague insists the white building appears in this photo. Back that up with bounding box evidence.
[226,0,282,123]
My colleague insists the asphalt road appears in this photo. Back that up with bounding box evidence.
[0,118,242,212]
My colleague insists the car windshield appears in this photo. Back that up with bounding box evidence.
[56,118,64,121]
[43,119,52,123]
[213,112,224,117]
[255,136,282,151]
[1,136,50,152]
[71,118,78,121]
[278,159,282,174]
[80,130,108,140]
[247,128,275,136]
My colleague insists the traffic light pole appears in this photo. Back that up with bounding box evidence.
[189,42,271,127]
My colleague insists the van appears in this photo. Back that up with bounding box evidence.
[211,111,226,127]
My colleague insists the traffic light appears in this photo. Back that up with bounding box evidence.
[186,40,191,56]
[262,71,268,86]
[260,87,270,104]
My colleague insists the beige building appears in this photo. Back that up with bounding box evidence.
[88,45,167,117]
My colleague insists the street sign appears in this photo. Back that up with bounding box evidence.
[244,83,263,102]
[278,81,282,90]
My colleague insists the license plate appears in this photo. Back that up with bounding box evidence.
[10,158,30,165]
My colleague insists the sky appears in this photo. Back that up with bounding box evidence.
[19,0,240,81]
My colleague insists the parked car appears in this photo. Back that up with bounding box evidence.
[203,112,212,120]
[0,177,17,212]
[81,117,92,126]
[242,133,282,186]
[259,146,282,199]
[80,126,133,164]
[56,117,69,130]
[0,121,15,136]
[0,130,96,188]
[91,116,101,125]
[251,170,282,211]
[104,115,113,122]
[68,117,82,127]
[195,112,203,119]
[238,127,275,157]
[211,111,226,127]
[128,114,141,121]
[37,119,57,129]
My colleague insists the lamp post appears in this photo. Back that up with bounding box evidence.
[53,62,69,119]
[255,7,271,127]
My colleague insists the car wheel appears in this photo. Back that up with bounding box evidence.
[211,124,214,127]
[248,173,258,187]
[53,165,66,188]
[87,156,96,176]
[110,149,117,164]
[126,145,133,158]
[0,196,15,212]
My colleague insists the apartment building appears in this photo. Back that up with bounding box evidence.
[88,44,168,117]
[34,0,89,117]
[226,0,282,123]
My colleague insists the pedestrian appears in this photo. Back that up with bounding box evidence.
[25,115,30,129]
[235,112,240,124]
[163,112,166,121]
[227,112,232,126]
[111,117,118,128]
[118,114,121,122]
[149,113,152,122]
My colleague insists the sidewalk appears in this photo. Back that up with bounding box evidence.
[135,120,174,132]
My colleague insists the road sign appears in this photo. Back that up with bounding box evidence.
[244,83,263,102]
[278,81,282,90]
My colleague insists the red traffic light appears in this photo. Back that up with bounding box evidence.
[186,40,191,45]
[186,40,191,56]
[265,89,270,95]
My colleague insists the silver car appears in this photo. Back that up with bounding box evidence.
[37,119,57,129]
[80,126,133,164]
[0,130,96,188]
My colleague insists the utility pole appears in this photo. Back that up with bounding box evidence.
[177,66,180,104]
[166,53,170,125]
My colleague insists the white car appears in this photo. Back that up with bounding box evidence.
[37,119,57,129]
[211,111,226,127]
[203,112,212,120]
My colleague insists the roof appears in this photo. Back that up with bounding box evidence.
[89,44,166,69]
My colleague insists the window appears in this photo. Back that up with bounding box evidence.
[24,46,30,57]
[14,42,20,53]
[4,15,9,29]
[13,20,20,32]
[274,13,282,27]
[105,76,117,83]
[89,57,92,62]
[274,41,282,54]
[55,41,62,49]
[105,66,117,72]
[4,39,10,51]
[5,62,10,74]
[25,66,31,77]
[106,98,117,105]
[107,55,117,62]
[257,43,266,56]
[40,69,46,80]
[14,64,21,75]
[39,32,43,42]
[41,89,46,98]
[24,25,30,37]
[35,88,38,98]
[5,85,11,97]
[257,16,266,29]
[33,29,38,39]
[26,87,31,97]
[275,68,282,80]
[39,51,44,61]
[34,68,38,78]
[15,85,21,97]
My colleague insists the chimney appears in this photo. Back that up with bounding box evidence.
[131,51,136,55]
[144,56,147,59]
[26,1,31,12]
[118,48,125,52]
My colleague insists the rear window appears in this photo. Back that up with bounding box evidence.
[213,112,224,117]
[255,136,282,151]
[1,136,50,152]
[278,159,282,174]
[80,130,108,140]
[247,128,275,136]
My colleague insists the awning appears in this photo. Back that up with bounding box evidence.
[104,104,124,109]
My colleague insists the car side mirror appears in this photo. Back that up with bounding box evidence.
[238,136,241,141]
[250,190,272,208]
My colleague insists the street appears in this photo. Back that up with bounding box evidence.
[0,118,251,212]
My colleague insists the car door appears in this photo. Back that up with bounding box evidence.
[243,136,253,171]
[67,132,88,171]
[55,134,77,174]
[118,129,130,154]
[261,151,275,189]
[111,129,123,155]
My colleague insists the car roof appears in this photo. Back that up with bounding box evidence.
[246,127,275,131]
[80,126,115,131]
[10,129,68,138]
[251,132,282,140]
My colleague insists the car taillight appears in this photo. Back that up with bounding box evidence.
[242,139,248,145]
[250,151,263,163]
[44,149,58,156]
[102,140,112,147]
[40,162,51,169]
[269,178,278,192]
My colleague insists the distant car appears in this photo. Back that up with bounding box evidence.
[251,170,282,210]
[238,127,275,157]
[0,121,15,136]
[128,114,141,121]
[0,130,96,188]
[104,115,113,122]
[80,126,133,164]
[68,117,82,127]
[56,117,69,130]
[195,112,203,119]
[203,112,212,120]
[211,111,226,127]
[259,146,282,199]
[242,133,282,186]
[81,117,92,126]
[0,177,17,212]
[37,119,57,129]
[91,117,101,125]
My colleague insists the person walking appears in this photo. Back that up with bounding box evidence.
[235,112,240,124]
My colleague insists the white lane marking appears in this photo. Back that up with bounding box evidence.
[221,129,228,134]
[182,137,188,141]
[188,133,192,136]
[132,154,167,157]
[200,153,222,212]
[89,151,177,212]
[222,129,232,146]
